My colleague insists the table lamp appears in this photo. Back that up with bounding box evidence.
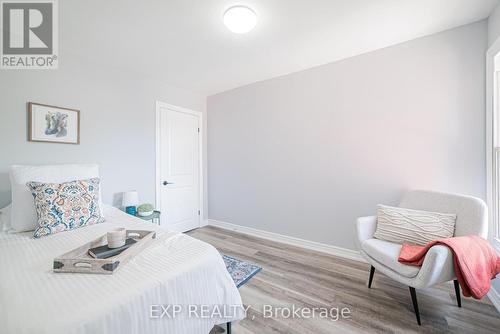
[122,191,139,215]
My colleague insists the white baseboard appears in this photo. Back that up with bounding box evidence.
[488,286,500,313]
[208,219,365,263]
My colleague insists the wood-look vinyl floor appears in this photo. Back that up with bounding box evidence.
[187,226,500,334]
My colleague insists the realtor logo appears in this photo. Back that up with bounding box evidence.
[1,0,58,69]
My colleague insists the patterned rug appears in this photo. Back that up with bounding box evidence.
[223,255,262,288]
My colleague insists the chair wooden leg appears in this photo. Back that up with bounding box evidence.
[409,287,421,326]
[368,265,375,288]
[227,322,231,334]
[453,280,462,307]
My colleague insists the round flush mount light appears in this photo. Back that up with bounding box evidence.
[223,5,257,34]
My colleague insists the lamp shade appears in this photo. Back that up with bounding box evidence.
[122,191,139,207]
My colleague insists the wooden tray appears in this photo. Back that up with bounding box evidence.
[53,230,156,274]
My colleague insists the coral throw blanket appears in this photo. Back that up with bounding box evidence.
[398,235,500,299]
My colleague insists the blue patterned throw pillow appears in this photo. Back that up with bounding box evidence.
[27,178,104,238]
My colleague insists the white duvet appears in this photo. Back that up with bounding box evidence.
[0,206,243,334]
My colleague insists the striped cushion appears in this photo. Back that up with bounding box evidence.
[374,205,456,246]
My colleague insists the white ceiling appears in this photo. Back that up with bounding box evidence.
[62,0,499,96]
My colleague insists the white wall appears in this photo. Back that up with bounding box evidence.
[207,21,487,250]
[489,3,500,46]
[0,56,208,219]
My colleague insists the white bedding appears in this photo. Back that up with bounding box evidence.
[0,206,243,334]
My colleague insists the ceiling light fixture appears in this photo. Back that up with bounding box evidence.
[223,5,257,34]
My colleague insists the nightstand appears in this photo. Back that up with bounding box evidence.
[135,211,161,225]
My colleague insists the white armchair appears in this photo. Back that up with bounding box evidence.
[355,190,488,325]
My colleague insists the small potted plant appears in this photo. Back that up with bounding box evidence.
[137,203,154,217]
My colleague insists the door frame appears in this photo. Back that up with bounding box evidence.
[155,101,203,227]
[487,38,500,248]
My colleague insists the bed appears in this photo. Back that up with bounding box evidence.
[0,205,244,334]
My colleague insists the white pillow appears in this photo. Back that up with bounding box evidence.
[0,204,12,232]
[374,204,456,246]
[9,164,103,232]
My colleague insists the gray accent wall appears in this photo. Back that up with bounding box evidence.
[207,21,487,250]
[0,57,208,218]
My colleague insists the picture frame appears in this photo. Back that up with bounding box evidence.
[28,102,80,144]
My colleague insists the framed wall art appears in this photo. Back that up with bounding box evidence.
[28,102,80,144]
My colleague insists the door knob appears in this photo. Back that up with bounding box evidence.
[163,181,173,186]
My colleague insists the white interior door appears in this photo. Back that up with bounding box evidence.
[156,102,201,232]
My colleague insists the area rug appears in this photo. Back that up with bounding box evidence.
[222,255,262,288]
